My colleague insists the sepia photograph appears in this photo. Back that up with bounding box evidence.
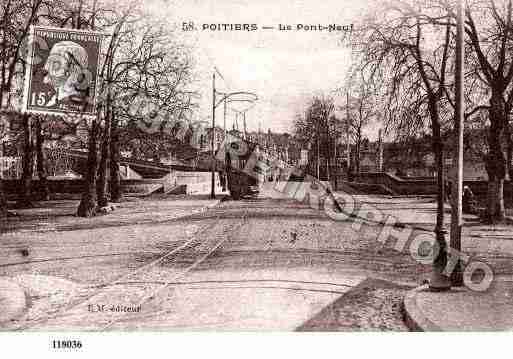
[0,0,512,356]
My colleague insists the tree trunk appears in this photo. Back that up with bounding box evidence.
[485,92,507,222]
[504,119,512,211]
[433,138,445,231]
[0,179,7,217]
[429,97,448,284]
[497,178,505,218]
[355,139,361,175]
[77,119,99,217]
[485,176,505,222]
[35,117,49,201]
[486,179,496,222]
[18,113,34,208]
[505,122,512,180]
[109,112,121,202]
[97,112,111,208]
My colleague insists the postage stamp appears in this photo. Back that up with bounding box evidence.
[22,26,104,117]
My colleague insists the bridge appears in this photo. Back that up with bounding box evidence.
[64,149,212,179]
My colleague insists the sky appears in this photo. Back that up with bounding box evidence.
[146,0,371,134]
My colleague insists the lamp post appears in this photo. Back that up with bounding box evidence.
[346,91,351,176]
[224,96,227,138]
[316,118,320,180]
[450,0,465,286]
[211,72,216,199]
[430,0,464,291]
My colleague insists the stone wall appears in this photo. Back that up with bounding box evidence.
[3,172,223,199]
[353,172,438,195]
[350,172,513,204]
[3,178,166,198]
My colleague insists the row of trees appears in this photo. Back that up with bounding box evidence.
[295,0,513,224]
[360,0,513,223]
[0,0,196,217]
[293,96,337,179]
[293,81,377,181]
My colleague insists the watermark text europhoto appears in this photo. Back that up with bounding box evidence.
[24,31,495,293]
[218,134,494,292]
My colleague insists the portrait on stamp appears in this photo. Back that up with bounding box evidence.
[23,26,103,117]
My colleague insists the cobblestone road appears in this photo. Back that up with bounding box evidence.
[1,184,511,331]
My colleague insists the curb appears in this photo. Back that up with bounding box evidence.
[0,278,28,325]
[402,285,442,332]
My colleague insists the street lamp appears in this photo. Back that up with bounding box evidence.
[450,0,465,287]
[430,0,464,291]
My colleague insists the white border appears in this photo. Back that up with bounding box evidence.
[0,332,512,359]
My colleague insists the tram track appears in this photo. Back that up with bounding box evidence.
[99,210,249,330]
[5,193,449,331]
[14,207,248,331]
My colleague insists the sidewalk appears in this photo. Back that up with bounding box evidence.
[1,194,222,234]
[0,195,222,268]
[0,278,27,325]
[330,192,513,331]
[404,279,513,331]
[0,195,222,329]
[356,195,513,331]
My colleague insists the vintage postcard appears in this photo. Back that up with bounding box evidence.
[0,0,512,356]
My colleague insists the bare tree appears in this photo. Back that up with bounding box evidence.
[72,4,196,214]
[17,113,35,207]
[294,95,336,179]
[34,116,49,200]
[341,69,377,175]
[76,0,116,217]
[95,9,133,208]
[0,0,56,215]
[0,0,55,108]
[464,0,513,222]
[95,15,196,207]
[356,0,461,276]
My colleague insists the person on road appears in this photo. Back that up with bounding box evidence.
[463,185,477,214]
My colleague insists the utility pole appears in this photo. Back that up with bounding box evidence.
[378,129,383,172]
[334,137,338,166]
[316,119,320,180]
[211,72,216,199]
[450,0,465,286]
[243,112,247,139]
[326,116,330,182]
[346,91,351,177]
[223,96,227,139]
[430,1,463,291]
